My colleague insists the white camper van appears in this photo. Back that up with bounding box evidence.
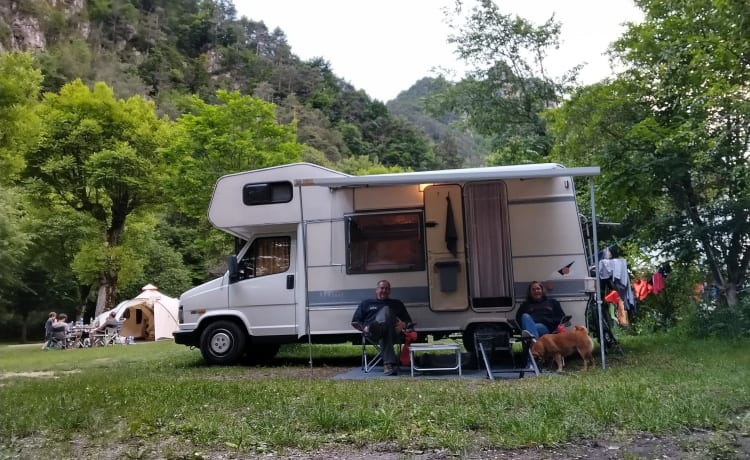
[174,162,600,365]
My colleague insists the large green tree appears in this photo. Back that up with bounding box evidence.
[165,90,302,219]
[549,0,750,307]
[163,90,302,271]
[432,0,579,162]
[0,52,43,183]
[23,80,173,314]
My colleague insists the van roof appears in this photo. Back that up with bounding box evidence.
[296,163,600,188]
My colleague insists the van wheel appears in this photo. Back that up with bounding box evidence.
[200,320,246,365]
[463,326,477,353]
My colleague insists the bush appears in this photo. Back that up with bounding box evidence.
[677,293,750,339]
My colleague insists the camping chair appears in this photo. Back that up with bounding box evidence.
[474,320,540,379]
[67,327,86,349]
[472,324,515,371]
[361,332,383,373]
[92,326,120,347]
[361,325,413,373]
[48,329,68,350]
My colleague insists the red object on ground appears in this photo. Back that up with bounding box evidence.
[400,330,418,366]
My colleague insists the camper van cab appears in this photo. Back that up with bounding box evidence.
[174,163,600,365]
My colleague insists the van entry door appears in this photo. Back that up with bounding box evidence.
[228,235,296,337]
[424,185,469,311]
[463,182,513,309]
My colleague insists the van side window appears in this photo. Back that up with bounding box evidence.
[346,211,425,274]
[238,237,291,279]
[242,182,293,206]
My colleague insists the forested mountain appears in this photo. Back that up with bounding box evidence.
[387,77,491,167]
[0,0,486,340]
[0,0,474,170]
[3,0,748,343]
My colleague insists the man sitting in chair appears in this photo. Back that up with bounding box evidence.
[92,311,119,335]
[351,279,413,376]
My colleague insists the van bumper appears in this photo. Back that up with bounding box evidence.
[173,329,200,347]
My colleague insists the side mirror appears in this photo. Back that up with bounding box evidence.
[227,255,239,283]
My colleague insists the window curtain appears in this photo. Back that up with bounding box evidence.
[256,237,290,276]
[465,183,512,298]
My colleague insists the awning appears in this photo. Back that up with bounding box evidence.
[295,163,600,189]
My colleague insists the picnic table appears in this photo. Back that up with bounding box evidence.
[65,325,92,348]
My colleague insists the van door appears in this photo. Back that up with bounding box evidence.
[229,235,296,337]
[424,185,469,311]
[464,182,513,308]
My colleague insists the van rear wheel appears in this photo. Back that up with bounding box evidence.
[200,320,246,365]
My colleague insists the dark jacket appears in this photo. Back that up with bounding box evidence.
[351,298,412,330]
[516,297,566,331]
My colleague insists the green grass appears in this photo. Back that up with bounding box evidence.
[1,335,749,457]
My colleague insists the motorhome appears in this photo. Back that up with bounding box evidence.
[173,162,600,365]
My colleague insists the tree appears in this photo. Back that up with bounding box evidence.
[23,80,173,314]
[163,90,302,269]
[431,0,580,161]
[549,0,750,307]
[0,188,31,315]
[0,52,43,184]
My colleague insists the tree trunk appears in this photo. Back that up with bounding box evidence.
[94,271,119,317]
[724,282,739,308]
[19,319,28,344]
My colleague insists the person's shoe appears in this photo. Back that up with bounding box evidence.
[521,330,535,339]
[383,363,398,376]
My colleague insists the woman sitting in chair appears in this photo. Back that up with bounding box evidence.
[517,281,567,340]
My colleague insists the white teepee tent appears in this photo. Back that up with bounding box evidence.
[111,284,179,341]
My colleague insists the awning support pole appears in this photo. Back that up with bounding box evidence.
[589,177,605,369]
[297,182,314,375]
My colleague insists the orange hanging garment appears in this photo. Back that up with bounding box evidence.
[633,279,653,301]
[604,290,629,326]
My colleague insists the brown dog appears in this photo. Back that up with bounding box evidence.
[531,325,594,371]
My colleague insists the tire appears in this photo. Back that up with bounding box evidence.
[243,344,281,365]
[200,320,247,365]
[462,326,477,353]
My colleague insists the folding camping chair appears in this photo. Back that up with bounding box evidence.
[47,329,68,350]
[361,332,383,373]
[473,321,540,379]
[360,327,411,373]
[91,326,120,347]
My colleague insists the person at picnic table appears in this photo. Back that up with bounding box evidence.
[48,313,69,348]
[91,311,119,335]
[42,311,57,350]
[351,279,413,376]
[516,281,568,340]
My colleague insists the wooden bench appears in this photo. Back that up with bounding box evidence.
[409,343,462,377]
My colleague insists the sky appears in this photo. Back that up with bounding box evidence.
[233,0,644,102]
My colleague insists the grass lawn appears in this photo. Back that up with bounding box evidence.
[1,335,749,458]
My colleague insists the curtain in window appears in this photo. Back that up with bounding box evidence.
[465,183,512,298]
[255,237,290,276]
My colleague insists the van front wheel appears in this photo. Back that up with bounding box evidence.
[200,320,246,365]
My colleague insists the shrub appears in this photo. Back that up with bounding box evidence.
[677,292,750,339]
